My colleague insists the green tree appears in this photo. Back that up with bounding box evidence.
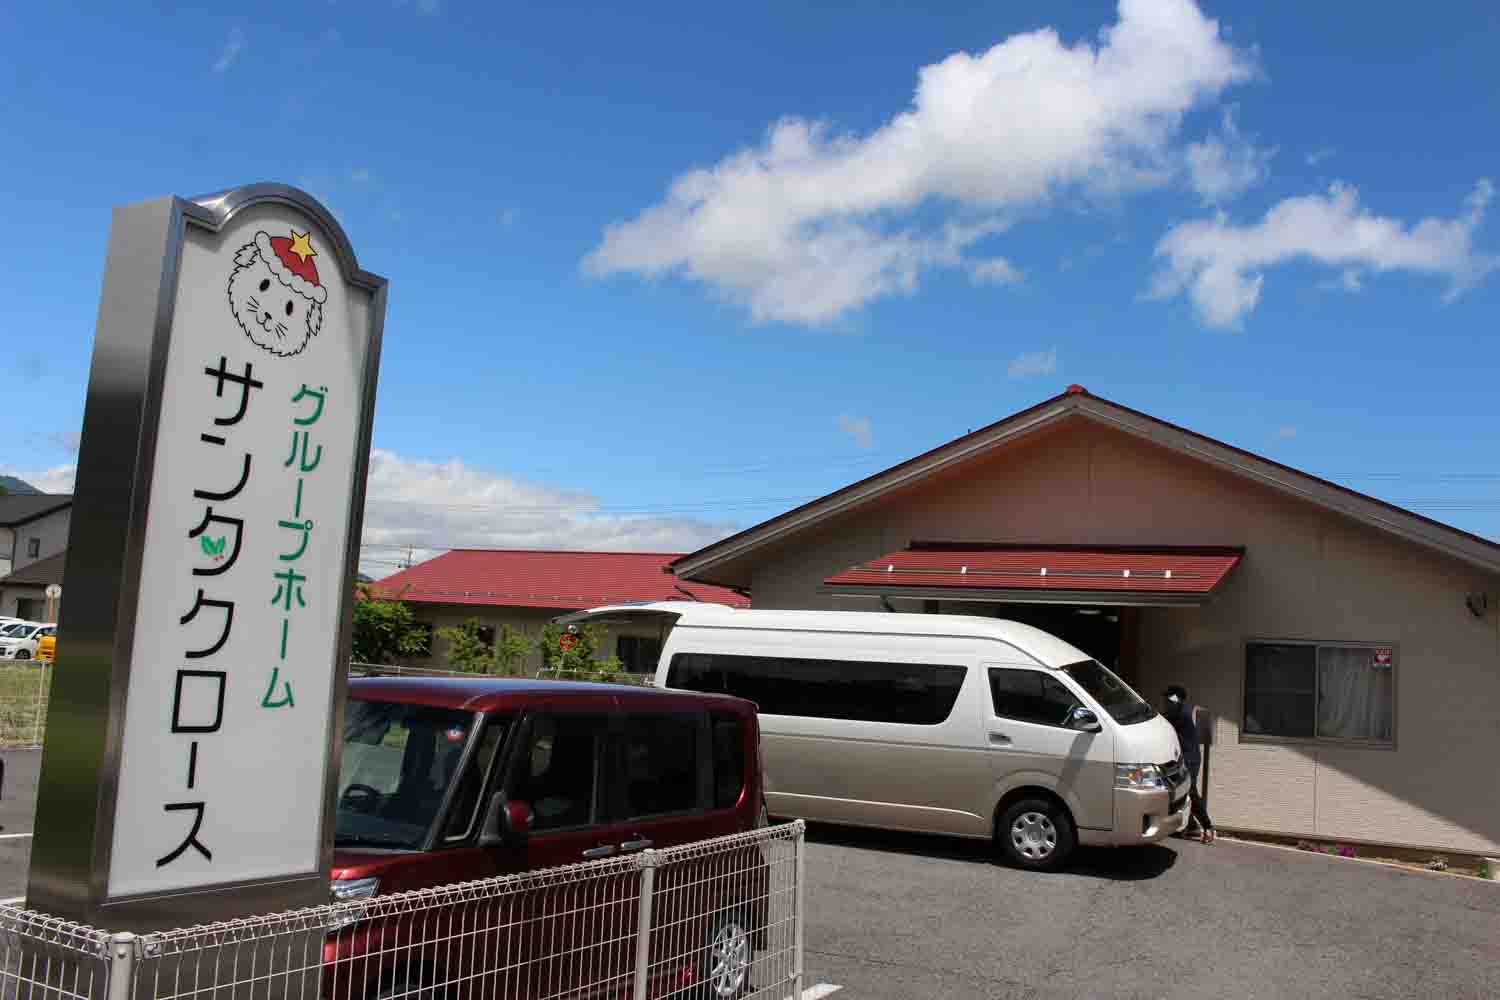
[436,618,498,674]
[350,586,430,665]
[493,624,534,676]
[436,620,534,675]
[539,623,627,682]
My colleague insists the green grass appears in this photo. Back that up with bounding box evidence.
[0,662,50,747]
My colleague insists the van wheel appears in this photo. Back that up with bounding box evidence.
[998,798,1075,871]
[698,910,752,998]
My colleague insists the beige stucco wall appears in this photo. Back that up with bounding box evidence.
[745,418,1500,854]
[385,602,669,675]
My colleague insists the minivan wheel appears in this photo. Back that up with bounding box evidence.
[699,910,752,999]
[998,798,1075,871]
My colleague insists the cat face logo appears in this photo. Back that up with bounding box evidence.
[227,230,327,357]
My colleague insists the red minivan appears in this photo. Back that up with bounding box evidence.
[322,677,768,999]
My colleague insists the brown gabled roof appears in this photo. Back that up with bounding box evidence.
[0,551,66,587]
[0,494,71,527]
[670,385,1500,586]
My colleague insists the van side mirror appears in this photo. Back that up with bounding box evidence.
[1068,707,1102,733]
[479,793,532,847]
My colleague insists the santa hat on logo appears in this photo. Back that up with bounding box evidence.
[255,230,328,305]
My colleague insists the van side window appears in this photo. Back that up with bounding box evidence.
[989,668,1080,728]
[710,713,746,810]
[511,714,605,832]
[620,713,700,818]
[668,653,966,725]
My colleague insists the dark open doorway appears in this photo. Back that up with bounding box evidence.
[931,601,1138,682]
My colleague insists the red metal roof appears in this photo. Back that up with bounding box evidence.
[367,549,749,610]
[824,544,1243,596]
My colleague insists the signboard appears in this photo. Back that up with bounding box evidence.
[1373,648,1394,669]
[28,185,386,929]
[558,632,579,653]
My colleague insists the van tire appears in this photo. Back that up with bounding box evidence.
[997,797,1075,871]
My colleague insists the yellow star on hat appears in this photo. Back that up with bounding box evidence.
[287,230,317,263]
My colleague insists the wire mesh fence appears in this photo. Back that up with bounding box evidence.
[0,822,804,1000]
[0,662,51,748]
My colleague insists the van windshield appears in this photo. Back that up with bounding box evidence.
[335,700,478,850]
[1060,660,1156,726]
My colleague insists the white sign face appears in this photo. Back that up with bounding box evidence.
[107,208,370,897]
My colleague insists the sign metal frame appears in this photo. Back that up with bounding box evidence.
[27,183,386,929]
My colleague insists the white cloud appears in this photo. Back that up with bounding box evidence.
[1007,347,1059,379]
[212,27,245,74]
[969,257,1024,286]
[1306,147,1335,167]
[359,450,735,577]
[0,464,76,494]
[584,0,1253,326]
[1151,178,1498,328]
[836,415,874,450]
[1185,108,1273,204]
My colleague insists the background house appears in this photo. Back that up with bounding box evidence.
[0,493,72,620]
[368,549,748,672]
[670,386,1500,857]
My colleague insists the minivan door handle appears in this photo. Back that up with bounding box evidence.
[581,844,616,860]
[619,838,653,852]
[987,731,1012,746]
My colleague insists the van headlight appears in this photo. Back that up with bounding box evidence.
[1115,763,1166,789]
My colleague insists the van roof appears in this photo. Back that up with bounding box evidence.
[567,601,1093,669]
[347,675,756,713]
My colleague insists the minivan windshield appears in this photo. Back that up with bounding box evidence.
[335,700,479,850]
[1060,660,1156,726]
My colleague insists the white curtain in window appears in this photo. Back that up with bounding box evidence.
[1316,646,1393,742]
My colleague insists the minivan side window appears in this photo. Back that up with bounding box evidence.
[510,713,605,832]
[620,713,700,819]
[989,668,1080,728]
[441,716,509,841]
[710,713,746,810]
[667,653,966,725]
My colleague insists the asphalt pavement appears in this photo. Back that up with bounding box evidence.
[0,750,39,901]
[2,749,1496,998]
[798,823,1500,999]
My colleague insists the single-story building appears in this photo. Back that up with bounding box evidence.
[0,493,72,620]
[669,385,1500,857]
[368,549,748,672]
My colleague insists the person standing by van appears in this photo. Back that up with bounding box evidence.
[1163,685,1215,844]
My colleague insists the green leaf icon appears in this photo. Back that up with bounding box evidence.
[200,536,226,557]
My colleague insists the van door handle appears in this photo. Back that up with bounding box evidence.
[988,731,1012,746]
[581,845,616,859]
[619,838,653,852]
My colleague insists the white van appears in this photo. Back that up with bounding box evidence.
[560,602,1191,869]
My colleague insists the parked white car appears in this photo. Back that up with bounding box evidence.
[0,622,53,661]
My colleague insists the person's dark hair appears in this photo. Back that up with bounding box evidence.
[1163,684,1188,702]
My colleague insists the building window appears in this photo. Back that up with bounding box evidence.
[616,635,663,673]
[26,538,40,559]
[1244,641,1394,745]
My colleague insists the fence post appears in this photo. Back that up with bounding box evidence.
[632,848,659,1000]
[793,819,806,999]
[31,664,47,747]
[106,932,135,1000]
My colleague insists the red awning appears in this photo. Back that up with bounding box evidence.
[823,544,1243,605]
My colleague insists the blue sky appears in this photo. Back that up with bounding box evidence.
[3,1,1499,575]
